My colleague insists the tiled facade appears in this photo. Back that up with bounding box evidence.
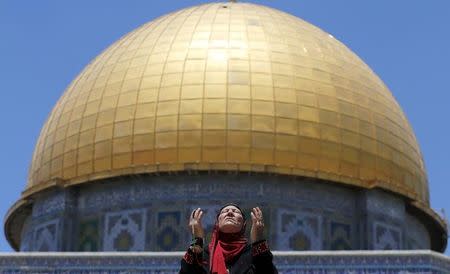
[0,251,449,273]
[19,174,431,252]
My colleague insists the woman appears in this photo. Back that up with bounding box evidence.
[180,204,278,274]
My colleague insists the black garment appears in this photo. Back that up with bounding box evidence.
[179,240,278,274]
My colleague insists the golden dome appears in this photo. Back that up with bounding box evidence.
[24,2,428,206]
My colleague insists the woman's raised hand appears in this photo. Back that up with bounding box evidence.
[250,207,265,243]
[189,208,205,239]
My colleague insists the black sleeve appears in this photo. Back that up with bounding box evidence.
[179,248,207,274]
[251,240,278,274]
[179,238,208,274]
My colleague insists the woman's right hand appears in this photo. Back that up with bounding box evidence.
[189,208,205,239]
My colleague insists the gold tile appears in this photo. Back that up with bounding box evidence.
[178,130,201,147]
[121,78,141,93]
[321,125,340,143]
[113,153,132,169]
[161,73,182,87]
[100,95,119,111]
[77,145,94,163]
[205,84,226,98]
[157,101,179,116]
[141,75,161,89]
[297,91,317,107]
[276,103,297,119]
[137,88,158,103]
[79,129,95,147]
[114,120,133,138]
[203,114,226,130]
[179,99,202,114]
[319,109,339,126]
[135,103,156,118]
[276,118,297,135]
[340,161,359,178]
[70,105,84,121]
[228,114,251,130]
[252,115,274,132]
[97,109,115,126]
[228,99,250,114]
[252,86,273,101]
[203,148,226,162]
[155,132,177,148]
[113,136,132,154]
[81,115,97,131]
[228,72,250,85]
[64,135,79,153]
[203,130,226,146]
[179,148,201,162]
[156,116,178,132]
[319,157,339,173]
[185,60,206,72]
[94,157,111,172]
[251,148,273,165]
[205,71,227,84]
[84,100,101,116]
[251,73,273,86]
[228,85,250,99]
[341,145,359,164]
[95,125,113,143]
[229,60,249,72]
[95,140,112,159]
[181,85,203,99]
[227,131,251,148]
[118,91,138,107]
[164,61,184,74]
[24,3,430,208]
[276,135,298,151]
[133,150,154,165]
[252,101,274,116]
[204,98,226,113]
[155,148,178,163]
[275,151,297,166]
[50,157,63,176]
[179,114,202,130]
[67,120,81,137]
[63,151,77,168]
[115,105,136,122]
[252,132,274,149]
[77,161,93,176]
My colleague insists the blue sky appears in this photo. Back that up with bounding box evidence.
[0,1,449,253]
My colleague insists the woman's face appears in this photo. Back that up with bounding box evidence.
[218,205,244,233]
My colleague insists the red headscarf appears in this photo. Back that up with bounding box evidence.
[208,211,247,274]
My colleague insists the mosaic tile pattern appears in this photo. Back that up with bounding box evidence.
[0,251,449,273]
[373,222,402,250]
[156,211,182,251]
[32,191,67,218]
[278,209,322,250]
[77,175,356,214]
[24,2,428,211]
[103,209,147,251]
[78,218,99,251]
[19,175,432,251]
[329,221,351,250]
[33,219,59,251]
[366,189,404,219]
[405,214,430,249]
[19,216,32,252]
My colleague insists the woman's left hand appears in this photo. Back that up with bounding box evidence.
[250,207,265,243]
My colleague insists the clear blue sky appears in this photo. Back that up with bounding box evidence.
[0,0,449,254]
